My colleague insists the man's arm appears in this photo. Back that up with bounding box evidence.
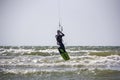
[60,31,65,36]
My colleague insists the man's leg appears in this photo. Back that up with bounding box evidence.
[60,43,66,52]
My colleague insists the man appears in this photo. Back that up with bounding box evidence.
[55,30,66,52]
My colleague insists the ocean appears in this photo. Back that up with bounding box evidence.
[0,46,120,80]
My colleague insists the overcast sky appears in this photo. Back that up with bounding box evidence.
[0,0,120,46]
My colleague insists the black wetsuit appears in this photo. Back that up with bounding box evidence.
[56,33,66,52]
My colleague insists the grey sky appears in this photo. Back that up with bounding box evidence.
[0,0,120,46]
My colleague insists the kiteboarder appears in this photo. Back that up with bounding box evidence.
[55,0,70,60]
[55,30,66,52]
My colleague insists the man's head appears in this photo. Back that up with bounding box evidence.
[57,30,61,35]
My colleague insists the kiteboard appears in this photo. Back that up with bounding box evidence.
[58,48,70,60]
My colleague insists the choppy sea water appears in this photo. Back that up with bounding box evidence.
[0,46,120,80]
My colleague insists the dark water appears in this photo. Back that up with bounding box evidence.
[0,46,120,80]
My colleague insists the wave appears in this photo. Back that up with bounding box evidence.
[0,55,120,74]
[0,46,120,80]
